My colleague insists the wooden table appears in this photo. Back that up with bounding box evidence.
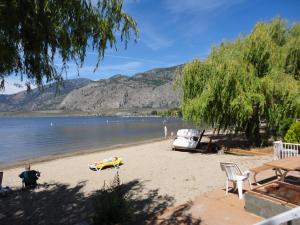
[264,157,300,181]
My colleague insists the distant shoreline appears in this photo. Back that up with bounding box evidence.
[0,110,92,118]
[0,137,165,170]
[0,108,177,118]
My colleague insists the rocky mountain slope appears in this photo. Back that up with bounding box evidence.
[0,78,91,112]
[0,65,182,113]
[59,65,182,112]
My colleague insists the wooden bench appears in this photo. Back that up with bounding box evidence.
[249,141,300,185]
[250,165,273,185]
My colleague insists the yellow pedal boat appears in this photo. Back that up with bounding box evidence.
[89,157,123,171]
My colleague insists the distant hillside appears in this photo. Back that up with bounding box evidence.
[59,65,182,112]
[0,65,183,113]
[0,78,91,112]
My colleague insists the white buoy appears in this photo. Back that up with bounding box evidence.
[50,122,53,127]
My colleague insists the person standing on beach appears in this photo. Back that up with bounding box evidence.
[164,125,168,139]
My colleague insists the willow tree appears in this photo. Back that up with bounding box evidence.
[181,18,300,146]
[0,0,138,89]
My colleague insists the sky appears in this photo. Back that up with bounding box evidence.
[2,0,300,94]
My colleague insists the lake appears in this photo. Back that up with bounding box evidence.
[0,116,192,165]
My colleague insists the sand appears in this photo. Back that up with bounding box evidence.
[2,139,272,205]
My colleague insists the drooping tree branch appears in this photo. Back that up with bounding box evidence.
[0,0,138,89]
[180,18,300,146]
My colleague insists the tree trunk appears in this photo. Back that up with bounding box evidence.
[207,128,217,151]
[245,104,261,147]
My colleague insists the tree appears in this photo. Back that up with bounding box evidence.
[0,0,138,89]
[180,18,300,146]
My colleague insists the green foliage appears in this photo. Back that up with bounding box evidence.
[284,121,300,144]
[180,18,300,146]
[0,0,138,89]
[158,108,182,117]
[93,172,132,225]
[150,110,158,115]
[278,117,294,138]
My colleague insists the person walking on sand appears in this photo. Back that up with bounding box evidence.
[19,164,40,189]
[164,125,168,139]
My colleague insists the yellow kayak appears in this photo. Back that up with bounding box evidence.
[89,157,123,171]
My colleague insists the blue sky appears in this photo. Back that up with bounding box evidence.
[2,0,300,94]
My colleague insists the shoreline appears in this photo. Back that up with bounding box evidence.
[0,108,178,118]
[0,110,92,118]
[0,137,166,170]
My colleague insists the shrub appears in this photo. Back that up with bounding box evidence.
[284,121,300,144]
[278,117,294,138]
[150,110,158,115]
[93,172,132,225]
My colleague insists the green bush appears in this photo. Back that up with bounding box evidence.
[284,121,300,144]
[157,108,182,117]
[93,173,132,225]
[278,117,294,138]
[150,110,158,115]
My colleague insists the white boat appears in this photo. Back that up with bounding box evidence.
[172,129,205,150]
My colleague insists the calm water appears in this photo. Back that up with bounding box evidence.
[0,116,191,164]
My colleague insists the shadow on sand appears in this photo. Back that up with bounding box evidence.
[202,132,272,150]
[173,132,270,155]
[0,179,201,225]
[146,200,202,225]
[0,182,92,225]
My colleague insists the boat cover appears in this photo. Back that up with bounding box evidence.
[176,129,200,138]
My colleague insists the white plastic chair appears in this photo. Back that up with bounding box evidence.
[220,162,252,199]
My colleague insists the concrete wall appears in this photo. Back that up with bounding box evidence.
[245,192,300,225]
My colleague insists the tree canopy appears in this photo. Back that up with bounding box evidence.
[0,0,138,89]
[180,18,300,146]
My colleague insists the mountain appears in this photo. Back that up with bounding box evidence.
[0,65,182,113]
[0,78,92,112]
[59,65,182,112]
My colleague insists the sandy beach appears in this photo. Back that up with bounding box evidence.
[2,139,272,205]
